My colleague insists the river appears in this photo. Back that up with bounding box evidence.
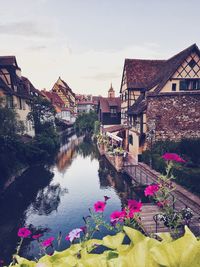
[0,134,148,264]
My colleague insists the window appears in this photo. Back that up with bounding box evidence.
[129,134,133,145]
[188,59,196,69]
[110,107,117,117]
[172,83,176,91]
[18,97,22,109]
[6,95,14,108]
[22,99,26,110]
[180,79,200,91]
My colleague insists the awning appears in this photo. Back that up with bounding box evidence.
[106,132,123,142]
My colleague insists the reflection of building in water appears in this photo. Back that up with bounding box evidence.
[98,157,148,207]
[56,135,84,172]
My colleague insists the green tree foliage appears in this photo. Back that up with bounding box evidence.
[27,96,56,135]
[74,111,98,134]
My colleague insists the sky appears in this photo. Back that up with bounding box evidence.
[0,0,200,96]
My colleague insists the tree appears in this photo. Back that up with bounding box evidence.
[0,98,25,137]
[28,96,56,135]
[74,111,98,134]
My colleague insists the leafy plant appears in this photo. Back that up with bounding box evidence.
[10,226,200,267]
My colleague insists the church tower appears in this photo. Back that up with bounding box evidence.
[108,83,115,98]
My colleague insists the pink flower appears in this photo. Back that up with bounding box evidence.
[144,184,160,196]
[94,201,106,212]
[124,208,135,219]
[110,210,125,223]
[104,196,111,202]
[157,200,168,208]
[41,237,54,247]
[18,228,31,238]
[65,228,83,242]
[32,234,42,239]
[127,200,142,212]
[162,153,186,163]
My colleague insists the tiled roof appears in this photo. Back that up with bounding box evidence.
[0,56,20,69]
[126,44,200,115]
[99,97,121,113]
[103,125,124,133]
[77,101,94,105]
[122,43,200,93]
[41,90,65,106]
[128,94,147,115]
[123,59,165,90]
[59,78,75,97]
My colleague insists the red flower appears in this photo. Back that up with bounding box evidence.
[162,153,186,163]
[18,228,31,238]
[32,234,42,239]
[110,210,125,223]
[41,237,54,247]
[94,201,106,212]
[144,184,160,196]
[127,200,142,212]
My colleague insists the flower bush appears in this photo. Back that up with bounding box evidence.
[144,153,193,233]
[10,226,200,267]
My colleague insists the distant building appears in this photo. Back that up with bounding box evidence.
[120,43,200,160]
[41,89,71,122]
[75,93,100,114]
[51,77,77,116]
[98,84,121,129]
[0,56,39,137]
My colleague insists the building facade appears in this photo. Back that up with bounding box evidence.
[0,56,38,137]
[98,85,121,129]
[120,44,200,160]
[51,77,77,115]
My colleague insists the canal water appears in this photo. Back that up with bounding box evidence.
[0,135,147,264]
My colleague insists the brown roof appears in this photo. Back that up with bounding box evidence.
[59,78,75,97]
[0,56,20,69]
[122,43,200,93]
[103,125,124,133]
[128,94,147,115]
[41,90,65,107]
[126,44,200,115]
[122,59,165,90]
[99,97,121,113]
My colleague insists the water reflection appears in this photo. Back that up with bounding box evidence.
[31,184,68,215]
[98,157,149,207]
[0,135,148,264]
[0,166,54,264]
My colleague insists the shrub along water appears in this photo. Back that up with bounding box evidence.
[141,139,200,195]
[0,97,59,188]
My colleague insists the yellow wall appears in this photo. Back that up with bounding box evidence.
[159,52,200,93]
[128,129,139,163]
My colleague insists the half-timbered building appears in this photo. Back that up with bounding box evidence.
[98,85,121,129]
[0,56,39,137]
[51,77,77,115]
[120,44,200,160]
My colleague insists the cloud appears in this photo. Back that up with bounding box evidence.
[28,45,47,51]
[0,21,52,38]
[83,72,120,81]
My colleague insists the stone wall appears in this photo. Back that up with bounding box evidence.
[146,92,200,145]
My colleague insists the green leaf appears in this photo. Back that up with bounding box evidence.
[103,232,125,249]
[123,226,146,244]
[126,238,160,267]
[151,226,200,267]
[14,255,36,267]
[156,232,173,243]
